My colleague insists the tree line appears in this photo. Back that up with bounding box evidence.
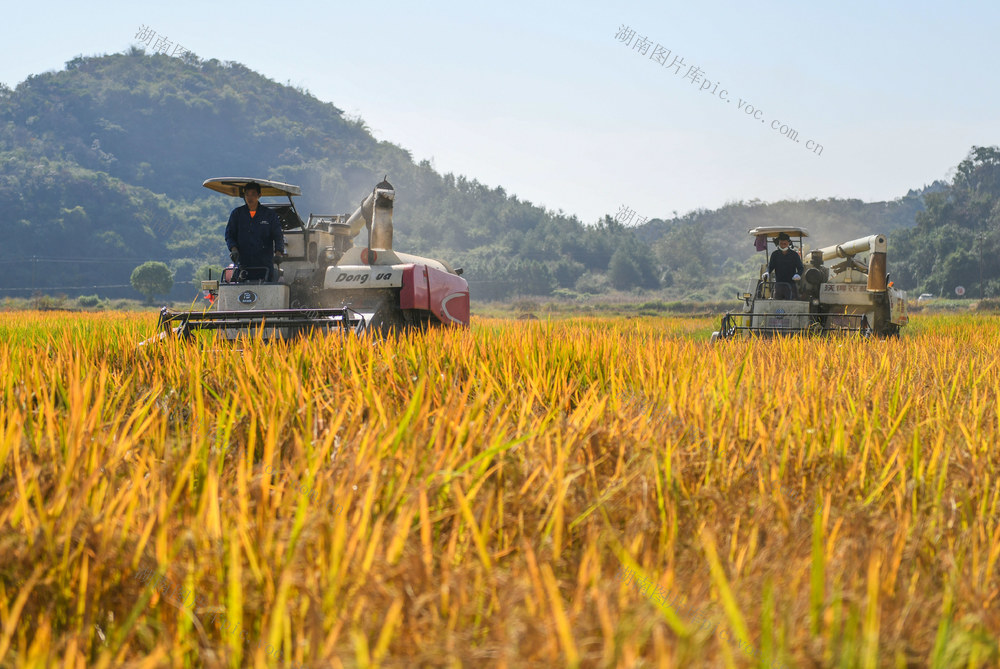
[1,51,994,303]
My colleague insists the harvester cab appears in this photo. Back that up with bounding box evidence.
[152,177,471,341]
[711,226,908,342]
[206,177,302,289]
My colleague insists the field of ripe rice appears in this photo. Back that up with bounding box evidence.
[1,311,999,668]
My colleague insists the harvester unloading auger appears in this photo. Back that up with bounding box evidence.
[152,177,470,341]
[710,227,908,342]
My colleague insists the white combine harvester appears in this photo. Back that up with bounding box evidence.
[150,177,470,341]
[711,227,908,341]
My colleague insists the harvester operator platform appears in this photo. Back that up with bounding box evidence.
[224,181,285,281]
[764,231,804,299]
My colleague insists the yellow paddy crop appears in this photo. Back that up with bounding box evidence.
[1,311,999,667]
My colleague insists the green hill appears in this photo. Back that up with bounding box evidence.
[0,49,614,301]
[0,49,995,303]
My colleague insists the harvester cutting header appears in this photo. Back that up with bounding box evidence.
[154,177,470,340]
[711,226,908,341]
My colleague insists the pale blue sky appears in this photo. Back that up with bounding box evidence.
[4,0,998,224]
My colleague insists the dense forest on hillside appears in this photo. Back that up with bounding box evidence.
[891,146,1000,298]
[0,49,996,302]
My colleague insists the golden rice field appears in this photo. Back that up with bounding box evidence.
[1,310,999,668]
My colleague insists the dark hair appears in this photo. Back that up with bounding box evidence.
[776,232,791,241]
[244,182,262,196]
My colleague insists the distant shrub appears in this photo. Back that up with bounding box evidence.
[551,289,580,301]
[78,295,101,308]
[574,272,609,295]
[31,293,68,310]
[1,297,28,310]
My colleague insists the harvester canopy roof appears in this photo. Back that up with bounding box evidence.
[747,226,810,238]
[202,178,302,198]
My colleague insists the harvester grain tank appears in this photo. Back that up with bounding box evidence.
[153,177,470,340]
[710,227,908,341]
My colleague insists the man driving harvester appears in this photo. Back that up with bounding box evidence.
[764,231,804,299]
[224,181,285,281]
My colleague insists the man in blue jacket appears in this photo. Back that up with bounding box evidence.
[224,181,285,281]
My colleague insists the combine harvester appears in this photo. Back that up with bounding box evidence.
[152,177,469,340]
[710,227,908,342]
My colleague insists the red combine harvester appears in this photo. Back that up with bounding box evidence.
[154,177,469,339]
